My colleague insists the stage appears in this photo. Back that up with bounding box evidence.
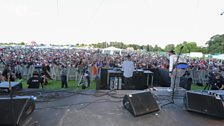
[18,88,223,126]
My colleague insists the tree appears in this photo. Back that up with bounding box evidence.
[175,41,200,53]
[153,45,163,52]
[128,44,141,50]
[185,42,200,52]
[146,44,150,51]
[198,47,209,54]
[40,43,45,46]
[206,34,224,54]
[109,42,126,49]
[164,44,175,51]
[19,42,25,45]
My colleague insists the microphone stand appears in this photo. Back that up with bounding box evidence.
[171,46,184,103]
[161,46,184,108]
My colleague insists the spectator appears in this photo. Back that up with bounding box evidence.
[61,65,68,88]
[0,71,3,83]
[210,73,224,90]
[27,71,43,88]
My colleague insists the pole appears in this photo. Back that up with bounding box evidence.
[171,46,184,103]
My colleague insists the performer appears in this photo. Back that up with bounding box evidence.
[122,54,135,89]
[168,50,188,92]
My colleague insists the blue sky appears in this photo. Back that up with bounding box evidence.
[0,0,224,47]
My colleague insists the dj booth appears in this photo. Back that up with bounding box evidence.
[96,68,192,90]
[96,68,154,90]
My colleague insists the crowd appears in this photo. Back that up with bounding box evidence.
[0,46,224,89]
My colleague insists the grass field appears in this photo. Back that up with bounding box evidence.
[17,79,95,90]
[18,79,205,90]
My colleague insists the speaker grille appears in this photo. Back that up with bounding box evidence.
[123,91,159,116]
[0,96,35,125]
[185,91,224,118]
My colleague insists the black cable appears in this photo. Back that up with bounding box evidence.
[18,89,124,104]
[76,90,124,99]
[36,98,122,110]
[18,89,82,102]
[78,99,122,110]
[160,98,184,109]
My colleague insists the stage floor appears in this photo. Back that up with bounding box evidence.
[21,88,224,126]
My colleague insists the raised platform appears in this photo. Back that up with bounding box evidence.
[21,88,223,126]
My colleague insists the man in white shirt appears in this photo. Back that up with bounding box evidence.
[168,50,188,92]
[122,54,135,89]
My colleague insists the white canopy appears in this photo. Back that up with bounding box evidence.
[102,46,122,55]
[188,52,203,58]
[212,54,224,60]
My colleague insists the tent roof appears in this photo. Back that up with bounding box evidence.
[188,52,203,58]
[212,54,224,60]
[102,46,122,51]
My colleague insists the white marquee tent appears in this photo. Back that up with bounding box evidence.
[188,52,203,58]
[102,46,122,55]
[212,54,224,60]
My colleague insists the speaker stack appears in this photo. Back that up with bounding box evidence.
[123,91,159,117]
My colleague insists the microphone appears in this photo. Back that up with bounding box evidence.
[221,11,224,15]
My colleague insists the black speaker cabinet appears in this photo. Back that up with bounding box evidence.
[0,96,36,126]
[123,91,159,117]
[184,91,224,118]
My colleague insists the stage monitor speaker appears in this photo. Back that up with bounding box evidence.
[184,91,224,118]
[0,96,36,126]
[123,91,159,117]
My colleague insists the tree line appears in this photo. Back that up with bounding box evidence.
[2,34,224,54]
[87,34,224,54]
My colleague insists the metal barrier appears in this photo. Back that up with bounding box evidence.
[188,69,209,85]
[0,63,209,84]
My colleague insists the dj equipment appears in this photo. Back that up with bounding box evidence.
[184,90,224,118]
[0,96,36,126]
[123,91,159,117]
[105,69,153,90]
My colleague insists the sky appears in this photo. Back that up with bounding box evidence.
[0,0,224,48]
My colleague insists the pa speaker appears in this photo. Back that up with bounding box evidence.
[123,91,159,117]
[184,91,224,118]
[0,96,36,126]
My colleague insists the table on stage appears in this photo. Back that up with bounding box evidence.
[107,69,154,90]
